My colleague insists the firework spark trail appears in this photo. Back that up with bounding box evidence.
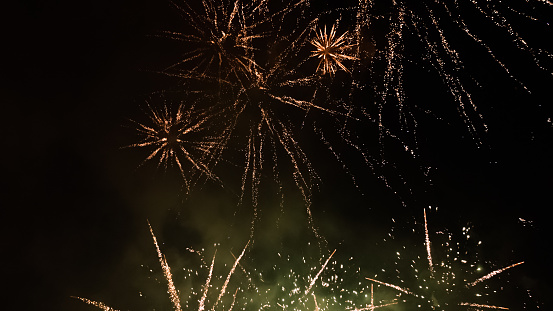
[149,222,182,311]
[304,249,336,296]
[367,209,525,309]
[72,297,120,311]
[365,277,413,295]
[424,208,434,276]
[227,288,240,311]
[354,0,552,154]
[212,241,250,310]
[312,294,320,311]
[459,302,509,310]
[414,4,484,141]
[468,0,553,76]
[199,252,217,311]
[351,284,399,311]
[467,261,525,287]
[440,0,528,94]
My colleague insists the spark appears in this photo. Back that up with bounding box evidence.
[459,302,509,310]
[350,284,399,310]
[160,0,265,89]
[149,221,182,311]
[199,252,216,311]
[424,208,434,276]
[467,261,525,288]
[354,0,553,155]
[312,294,320,311]
[72,297,119,311]
[310,24,358,75]
[365,277,413,296]
[197,241,250,311]
[212,240,250,309]
[366,209,524,310]
[304,249,336,296]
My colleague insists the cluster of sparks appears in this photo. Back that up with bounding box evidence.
[365,208,525,310]
[75,209,528,311]
[75,224,342,311]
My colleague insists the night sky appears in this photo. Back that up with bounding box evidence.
[4,1,553,310]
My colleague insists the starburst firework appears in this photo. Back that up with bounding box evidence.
[310,24,358,75]
[160,0,266,91]
[124,98,225,192]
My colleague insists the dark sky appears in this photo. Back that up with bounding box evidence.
[4,1,553,310]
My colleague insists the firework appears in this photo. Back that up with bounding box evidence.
[354,0,552,146]
[365,208,524,310]
[149,221,182,311]
[123,97,226,192]
[467,261,525,288]
[153,1,365,243]
[160,0,267,91]
[140,0,553,205]
[350,284,399,310]
[310,24,358,75]
[76,224,249,311]
[72,297,119,311]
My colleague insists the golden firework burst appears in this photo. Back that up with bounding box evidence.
[124,100,225,192]
[310,25,357,75]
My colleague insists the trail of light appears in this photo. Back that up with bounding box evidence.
[149,221,182,311]
[72,296,119,311]
[304,249,336,296]
[199,252,216,311]
[352,284,399,311]
[227,288,239,311]
[365,277,413,295]
[312,293,320,311]
[212,241,250,310]
[424,208,434,276]
[467,261,524,287]
[459,302,509,310]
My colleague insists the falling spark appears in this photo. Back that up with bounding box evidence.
[467,261,525,287]
[367,209,525,310]
[312,294,320,311]
[212,241,250,309]
[304,249,336,295]
[459,302,509,310]
[365,277,413,296]
[351,284,399,310]
[72,297,119,311]
[424,208,434,276]
[149,221,182,311]
[199,252,216,311]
